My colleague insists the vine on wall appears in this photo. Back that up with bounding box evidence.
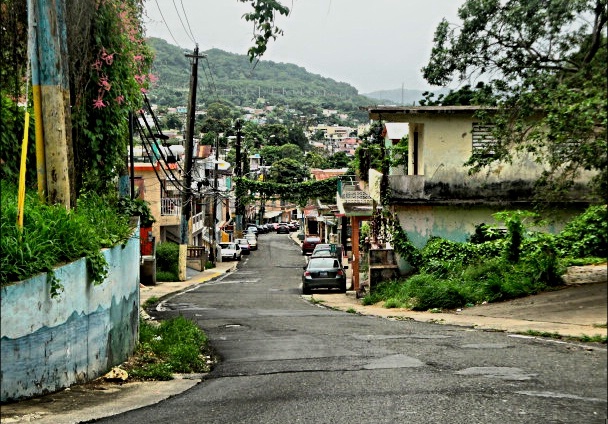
[235,177,339,207]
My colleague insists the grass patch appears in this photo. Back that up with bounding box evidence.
[142,296,160,309]
[346,307,357,314]
[1,182,135,287]
[309,296,325,305]
[123,316,216,381]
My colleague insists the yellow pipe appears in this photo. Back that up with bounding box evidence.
[32,84,46,201]
[17,111,31,231]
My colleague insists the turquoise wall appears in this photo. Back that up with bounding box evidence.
[0,230,140,402]
[392,205,584,272]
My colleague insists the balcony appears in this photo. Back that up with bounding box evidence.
[161,197,182,216]
[336,175,373,216]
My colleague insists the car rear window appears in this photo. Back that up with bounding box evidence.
[305,237,321,243]
[308,258,339,268]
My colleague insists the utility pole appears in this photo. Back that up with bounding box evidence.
[179,45,206,280]
[210,135,220,262]
[234,120,243,237]
[30,0,73,207]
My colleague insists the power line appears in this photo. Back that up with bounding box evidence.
[179,0,197,44]
[154,0,182,47]
[172,0,196,45]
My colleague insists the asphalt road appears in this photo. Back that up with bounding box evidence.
[94,232,607,424]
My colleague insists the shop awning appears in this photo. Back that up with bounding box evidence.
[264,210,282,219]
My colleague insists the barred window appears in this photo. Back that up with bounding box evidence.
[472,123,498,156]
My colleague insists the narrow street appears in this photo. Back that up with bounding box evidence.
[96,233,607,424]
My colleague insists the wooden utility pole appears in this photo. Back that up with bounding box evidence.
[234,120,243,237]
[179,45,206,280]
[31,0,73,207]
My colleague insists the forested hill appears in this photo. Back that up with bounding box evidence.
[146,37,376,116]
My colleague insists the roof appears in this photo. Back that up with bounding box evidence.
[365,105,498,120]
[310,168,348,181]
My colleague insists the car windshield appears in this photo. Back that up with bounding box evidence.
[308,258,340,269]
[220,243,235,249]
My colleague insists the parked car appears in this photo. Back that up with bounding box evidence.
[234,238,251,255]
[302,256,348,294]
[256,224,268,234]
[219,242,241,261]
[301,236,321,255]
[244,233,258,250]
[245,224,258,234]
[245,227,258,238]
[276,224,290,234]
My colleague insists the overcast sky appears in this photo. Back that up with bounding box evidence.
[144,0,466,94]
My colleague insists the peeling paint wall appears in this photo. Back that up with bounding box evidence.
[392,205,585,272]
[0,230,140,402]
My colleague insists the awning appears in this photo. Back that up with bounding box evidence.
[264,210,282,219]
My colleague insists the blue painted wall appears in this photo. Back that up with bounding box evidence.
[0,229,140,402]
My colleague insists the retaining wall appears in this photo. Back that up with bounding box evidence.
[0,229,140,402]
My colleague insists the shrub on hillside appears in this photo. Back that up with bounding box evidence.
[156,242,179,280]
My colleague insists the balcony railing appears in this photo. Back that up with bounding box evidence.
[161,197,182,216]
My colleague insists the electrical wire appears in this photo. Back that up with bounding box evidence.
[172,0,196,45]
[154,0,182,47]
[179,0,197,44]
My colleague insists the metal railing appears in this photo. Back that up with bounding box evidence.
[161,197,182,216]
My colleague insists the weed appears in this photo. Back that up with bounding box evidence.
[124,316,215,381]
[346,307,357,314]
[309,297,325,305]
[142,296,160,309]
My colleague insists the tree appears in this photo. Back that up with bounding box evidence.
[328,151,351,168]
[419,82,496,106]
[422,0,607,201]
[267,158,309,183]
[305,151,330,169]
[162,113,183,130]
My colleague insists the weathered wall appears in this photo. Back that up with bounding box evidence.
[394,204,580,248]
[0,230,140,402]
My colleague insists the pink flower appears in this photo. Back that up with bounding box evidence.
[115,95,125,104]
[133,55,143,62]
[99,76,111,91]
[140,87,147,93]
[92,60,103,71]
[134,74,145,84]
[93,97,106,109]
[148,73,158,83]
[103,53,114,65]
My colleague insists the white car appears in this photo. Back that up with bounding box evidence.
[244,233,258,250]
[219,242,241,261]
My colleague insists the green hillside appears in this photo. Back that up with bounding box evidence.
[146,37,374,120]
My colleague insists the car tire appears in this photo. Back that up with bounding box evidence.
[302,285,311,295]
[233,254,237,261]
[339,281,347,293]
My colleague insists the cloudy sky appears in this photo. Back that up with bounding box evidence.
[144,0,466,94]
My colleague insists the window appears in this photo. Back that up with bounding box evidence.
[472,123,498,156]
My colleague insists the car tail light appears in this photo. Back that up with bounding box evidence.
[304,271,311,277]
[337,269,344,276]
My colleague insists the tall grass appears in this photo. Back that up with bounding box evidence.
[1,182,134,286]
[363,205,606,311]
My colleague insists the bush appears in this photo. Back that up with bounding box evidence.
[156,242,179,277]
[126,317,213,380]
[156,271,178,282]
[0,182,134,287]
[555,205,607,258]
